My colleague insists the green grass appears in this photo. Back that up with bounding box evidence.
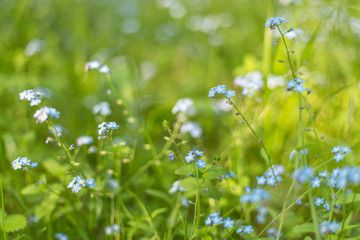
[1,0,360,239]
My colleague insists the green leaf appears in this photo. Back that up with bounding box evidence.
[43,158,69,177]
[304,237,312,240]
[202,166,230,180]
[344,193,360,204]
[199,182,221,200]
[0,214,27,233]
[175,164,196,176]
[292,223,314,233]
[21,184,47,195]
[35,193,59,219]
[178,178,196,192]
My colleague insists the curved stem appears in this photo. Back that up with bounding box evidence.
[225,97,278,182]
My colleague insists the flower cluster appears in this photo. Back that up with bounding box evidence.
[33,106,60,123]
[19,89,45,106]
[76,136,94,146]
[265,17,287,29]
[256,165,284,186]
[325,166,360,189]
[105,224,120,236]
[319,221,341,234]
[67,176,96,194]
[205,212,235,228]
[185,149,206,170]
[314,197,335,211]
[85,60,110,74]
[98,121,119,136]
[208,85,235,98]
[234,71,264,97]
[236,225,254,234]
[331,145,351,162]
[286,78,313,94]
[12,157,38,170]
[240,187,271,203]
[292,166,314,184]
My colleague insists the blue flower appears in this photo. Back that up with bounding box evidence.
[85,179,96,188]
[208,88,216,98]
[185,151,195,163]
[99,65,110,74]
[320,221,329,234]
[76,136,94,146]
[223,217,234,228]
[341,146,351,154]
[168,153,175,161]
[334,153,344,162]
[286,80,296,89]
[211,216,222,225]
[328,221,340,233]
[327,176,337,187]
[335,203,341,209]
[30,162,38,168]
[19,89,45,106]
[266,176,276,186]
[295,78,305,83]
[294,84,305,93]
[181,198,190,208]
[225,90,235,98]
[296,198,302,205]
[319,170,327,178]
[106,122,119,130]
[215,85,227,94]
[245,186,251,193]
[292,166,314,183]
[71,184,82,193]
[323,201,331,211]
[331,146,341,154]
[265,17,287,29]
[193,149,203,156]
[55,233,68,240]
[33,107,60,123]
[196,159,206,168]
[205,217,212,226]
[314,198,324,206]
[257,176,266,185]
[12,157,37,170]
[243,225,254,234]
[311,177,321,188]
[299,148,309,155]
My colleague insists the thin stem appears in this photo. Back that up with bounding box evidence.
[276,26,296,79]
[0,177,6,240]
[47,120,84,176]
[189,166,199,240]
[225,97,278,182]
[256,190,309,238]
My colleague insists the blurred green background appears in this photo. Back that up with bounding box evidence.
[1,0,360,238]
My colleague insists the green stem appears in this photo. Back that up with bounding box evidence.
[0,177,6,240]
[276,26,296,79]
[189,166,199,240]
[256,190,309,239]
[47,120,84,176]
[225,97,278,182]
